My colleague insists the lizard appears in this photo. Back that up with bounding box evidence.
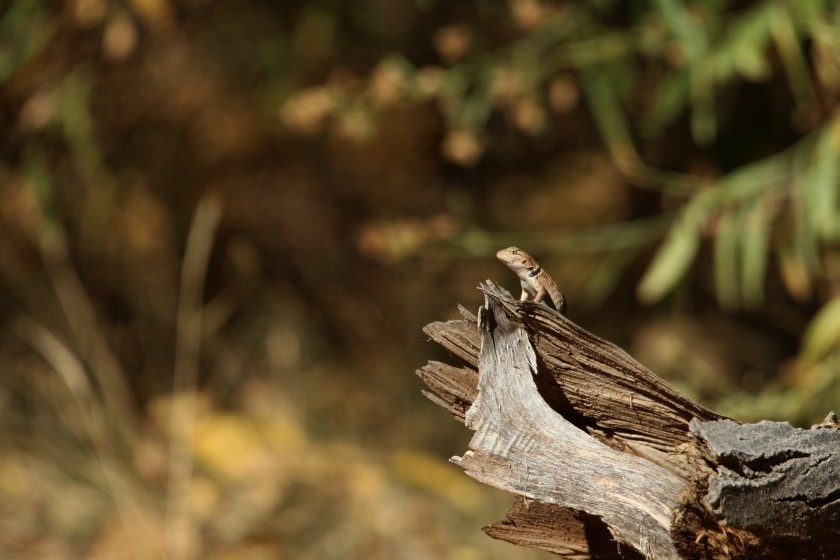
[496,246,567,316]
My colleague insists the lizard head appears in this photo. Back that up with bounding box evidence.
[496,246,532,273]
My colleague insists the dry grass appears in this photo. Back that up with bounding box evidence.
[0,188,550,559]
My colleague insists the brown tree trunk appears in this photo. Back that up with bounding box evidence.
[417,281,840,559]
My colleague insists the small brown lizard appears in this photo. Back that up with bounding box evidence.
[496,246,567,316]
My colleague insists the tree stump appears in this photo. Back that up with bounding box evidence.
[416,281,840,559]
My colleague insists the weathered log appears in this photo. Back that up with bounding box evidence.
[416,281,840,559]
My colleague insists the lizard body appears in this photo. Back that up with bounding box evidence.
[496,246,567,316]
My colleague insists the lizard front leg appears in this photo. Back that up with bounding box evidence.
[532,285,548,305]
[519,281,535,302]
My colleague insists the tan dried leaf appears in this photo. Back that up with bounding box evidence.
[441,130,484,167]
[433,25,473,64]
[280,87,338,134]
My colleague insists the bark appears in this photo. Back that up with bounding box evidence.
[416,281,840,559]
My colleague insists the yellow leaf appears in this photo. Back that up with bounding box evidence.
[801,296,840,363]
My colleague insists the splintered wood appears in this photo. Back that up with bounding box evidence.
[417,281,840,559]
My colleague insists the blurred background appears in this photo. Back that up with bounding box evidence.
[1,0,839,558]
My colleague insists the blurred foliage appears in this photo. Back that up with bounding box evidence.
[1,0,840,557]
[281,0,840,307]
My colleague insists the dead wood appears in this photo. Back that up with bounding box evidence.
[416,281,840,559]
